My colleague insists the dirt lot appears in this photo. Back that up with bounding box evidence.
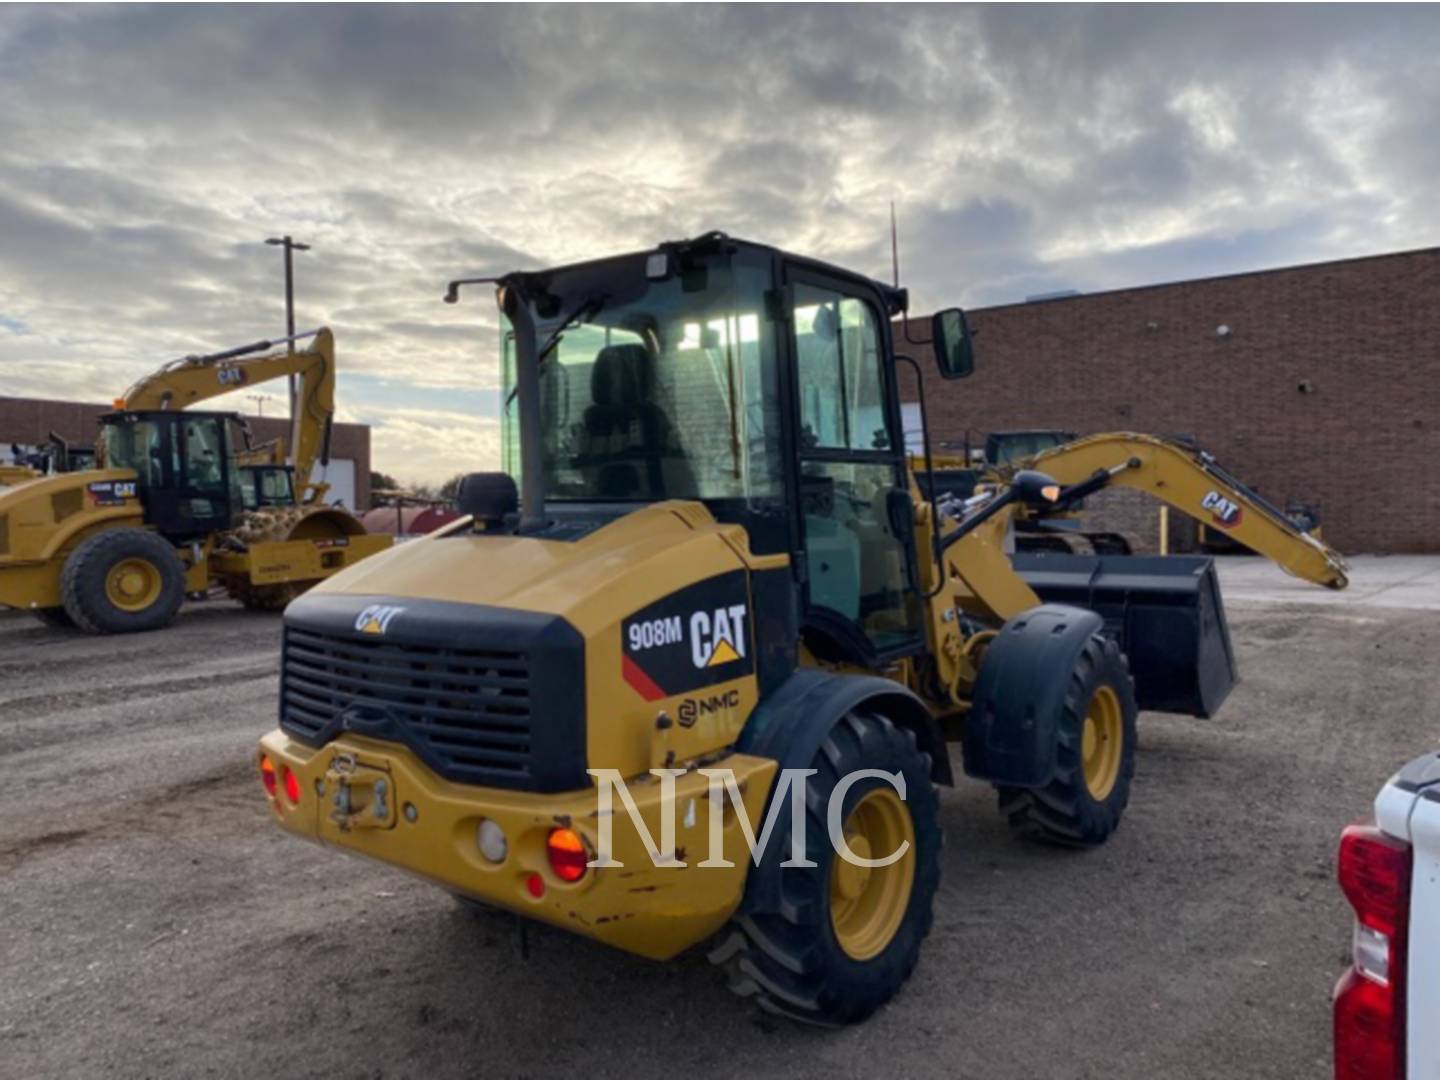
[2,587,1437,1080]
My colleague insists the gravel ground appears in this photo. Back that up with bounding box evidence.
[1,589,1436,1080]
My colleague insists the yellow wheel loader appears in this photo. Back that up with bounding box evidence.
[256,234,1342,1024]
[0,328,390,632]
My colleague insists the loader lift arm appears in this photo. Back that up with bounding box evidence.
[1029,432,1349,589]
[115,328,337,503]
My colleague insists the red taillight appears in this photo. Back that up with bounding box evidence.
[546,827,588,883]
[282,766,301,805]
[259,755,277,798]
[1334,823,1411,1080]
[525,872,545,899]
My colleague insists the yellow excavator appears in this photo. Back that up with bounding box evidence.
[254,233,1346,1026]
[1016,432,1347,587]
[0,328,389,632]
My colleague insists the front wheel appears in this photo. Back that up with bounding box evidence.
[996,634,1137,847]
[709,711,942,1026]
[60,528,186,634]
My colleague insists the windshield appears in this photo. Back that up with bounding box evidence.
[101,417,167,485]
[500,247,783,504]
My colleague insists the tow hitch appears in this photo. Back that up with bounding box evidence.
[325,752,396,831]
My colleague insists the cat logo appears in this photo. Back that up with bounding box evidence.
[1201,490,1244,529]
[354,604,405,635]
[217,365,247,387]
[690,605,747,669]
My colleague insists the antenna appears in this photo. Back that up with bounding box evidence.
[890,201,900,287]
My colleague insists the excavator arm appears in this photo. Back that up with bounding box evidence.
[117,328,337,501]
[1028,432,1349,589]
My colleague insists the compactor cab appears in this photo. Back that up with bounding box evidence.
[98,409,244,539]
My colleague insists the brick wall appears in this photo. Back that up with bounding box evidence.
[0,396,373,509]
[900,248,1440,554]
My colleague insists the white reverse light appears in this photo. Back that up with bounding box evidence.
[476,818,508,864]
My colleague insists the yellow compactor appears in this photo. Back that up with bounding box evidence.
[257,234,1345,1024]
[0,329,389,632]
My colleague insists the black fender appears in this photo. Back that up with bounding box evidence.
[737,668,953,788]
[962,603,1105,787]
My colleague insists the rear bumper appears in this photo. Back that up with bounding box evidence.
[257,729,777,960]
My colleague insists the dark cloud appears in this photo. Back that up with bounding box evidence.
[1,4,1438,481]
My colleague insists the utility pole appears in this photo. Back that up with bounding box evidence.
[246,393,267,417]
[264,235,310,419]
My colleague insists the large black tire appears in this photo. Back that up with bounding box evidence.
[60,529,186,634]
[996,634,1137,848]
[31,606,77,630]
[708,711,942,1026]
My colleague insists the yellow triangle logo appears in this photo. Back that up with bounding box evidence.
[360,619,383,634]
[706,639,741,666]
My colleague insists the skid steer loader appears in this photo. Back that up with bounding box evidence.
[256,233,1340,1024]
[0,329,390,633]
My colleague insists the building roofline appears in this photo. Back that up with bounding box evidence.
[940,244,1440,321]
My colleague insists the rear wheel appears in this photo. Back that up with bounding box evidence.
[996,634,1137,847]
[708,711,941,1025]
[60,529,185,634]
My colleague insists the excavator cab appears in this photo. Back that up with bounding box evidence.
[98,409,244,539]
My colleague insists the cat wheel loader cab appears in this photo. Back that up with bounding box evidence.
[257,233,1262,1024]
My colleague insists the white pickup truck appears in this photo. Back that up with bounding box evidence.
[1335,751,1440,1079]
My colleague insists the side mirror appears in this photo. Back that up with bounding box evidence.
[931,307,976,380]
[1011,470,1062,508]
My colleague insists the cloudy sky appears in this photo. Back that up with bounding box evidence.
[2,4,1437,486]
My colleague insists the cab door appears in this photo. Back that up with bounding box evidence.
[783,269,922,664]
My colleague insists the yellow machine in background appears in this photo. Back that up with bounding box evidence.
[0,328,389,632]
[1022,432,1347,588]
[256,234,1345,1026]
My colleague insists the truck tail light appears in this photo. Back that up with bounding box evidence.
[1334,822,1411,1080]
[546,827,588,883]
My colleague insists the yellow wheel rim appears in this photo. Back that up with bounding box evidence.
[1081,685,1124,801]
[105,557,162,613]
[829,787,916,961]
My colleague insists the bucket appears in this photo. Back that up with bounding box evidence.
[1010,553,1238,718]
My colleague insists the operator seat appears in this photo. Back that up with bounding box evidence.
[579,344,694,498]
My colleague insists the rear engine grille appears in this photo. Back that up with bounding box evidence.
[282,626,533,784]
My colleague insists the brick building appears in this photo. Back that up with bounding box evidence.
[902,247,1440,554]
[0,396,374,510]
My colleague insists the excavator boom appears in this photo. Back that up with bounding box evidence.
[1028,432,1348,589]
[117,328,337,500]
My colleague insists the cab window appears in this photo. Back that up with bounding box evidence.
[793,285,889,452]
